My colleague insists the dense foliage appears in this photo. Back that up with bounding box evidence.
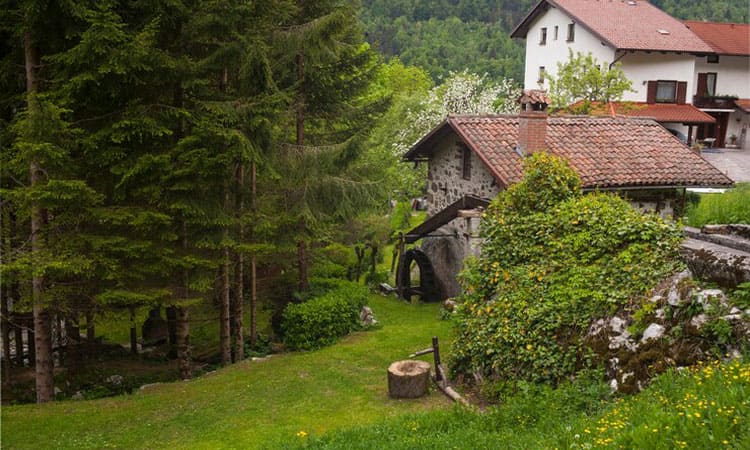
[685,183,750,226]
[281,280,370,350]
[451,153,684,384]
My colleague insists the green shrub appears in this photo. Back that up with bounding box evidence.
[451,153,683,384]
[686,183,750,226]
[282,281,369,350]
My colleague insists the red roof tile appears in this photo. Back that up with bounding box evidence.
[512,0,713,53]
[684,21,750,56]
[736,99,750,113]
[581,102,716,124]
[405,115,732,189]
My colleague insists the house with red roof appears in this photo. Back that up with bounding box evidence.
[396,94,732,301]
[511,0,750,149]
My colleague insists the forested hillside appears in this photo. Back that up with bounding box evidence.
[361,0,749,83]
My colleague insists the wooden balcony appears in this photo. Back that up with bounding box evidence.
[692,95,738,110]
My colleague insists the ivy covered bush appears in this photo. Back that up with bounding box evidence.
[451,153,683,385]
[282,280,370,351]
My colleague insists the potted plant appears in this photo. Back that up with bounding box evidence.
[729,134,738,145]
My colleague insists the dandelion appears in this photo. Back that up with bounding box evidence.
[296,431,308,438]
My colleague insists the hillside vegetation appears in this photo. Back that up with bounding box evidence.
[361,0,749,82]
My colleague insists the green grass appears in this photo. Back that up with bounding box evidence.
[686,183,750,226]
[1,295,452,449]
[284,359,750,449]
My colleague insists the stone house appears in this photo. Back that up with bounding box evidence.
[397,95,733,301]
[511,0,750,148]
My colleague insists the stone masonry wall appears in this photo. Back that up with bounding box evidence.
[426,135,501,216]
[423,135,500,298]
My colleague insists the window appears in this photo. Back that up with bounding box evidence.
[554,25,559,40]
[706,73,717,96]
[461,145,471,180]
[707,54,720,64]
[655,80,677,103]
[567,23,575,42]
[538,66,546,84]
[540,27,547,45]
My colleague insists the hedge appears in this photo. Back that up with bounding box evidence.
[281,280,369,351]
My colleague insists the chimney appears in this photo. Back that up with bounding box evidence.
[517,90,549,156]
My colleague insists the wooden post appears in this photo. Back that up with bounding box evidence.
[432,336,442,382]
[396,233,406,299]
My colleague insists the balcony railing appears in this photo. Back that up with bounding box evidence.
[692,95,738,109]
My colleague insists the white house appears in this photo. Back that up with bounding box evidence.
[511,0,750,148]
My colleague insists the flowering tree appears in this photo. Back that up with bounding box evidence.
[394,71,521,157]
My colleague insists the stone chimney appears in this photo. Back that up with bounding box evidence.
[517,90,549,156]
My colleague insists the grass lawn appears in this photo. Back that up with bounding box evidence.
[1,295,452,449]
[286,359,750,449]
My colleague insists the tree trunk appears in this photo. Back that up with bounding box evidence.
[250,256,257,347]
[13,315,24,366]
[177,219,191,379]
[129,306,138,355]
[176,306,191,380]
[220,247,231,365]
[1,285,10,385]
[166,306,177,358]
[297,240,309,292]
[387,360,431,399]
[233,164,244,361]
[1,208,12,383]
[86,310,95,343]
[296,52,305,147]
[354,245,365,281]
[249,163,257,347]
[370,244,378,278]
[27,317,35,366]
[65,313,81,374]
[26,29,54,403]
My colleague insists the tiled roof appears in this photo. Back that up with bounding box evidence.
[518,89,551,105]
[736,99,750,113]
[580,102,716,124]
[406,115,733,189]
[684,21,750,56]
[512,0,713,53]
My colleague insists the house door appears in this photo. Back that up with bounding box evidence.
[698,112,729,148]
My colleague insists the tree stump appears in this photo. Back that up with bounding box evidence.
[387,360,431,398]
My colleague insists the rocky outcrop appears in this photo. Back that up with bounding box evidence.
[681,226,750,288]
[585,270,748,394]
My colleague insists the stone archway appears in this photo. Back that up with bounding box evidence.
[397,248,441,302]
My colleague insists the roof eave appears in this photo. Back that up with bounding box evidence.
[402,119,452,162]
[582,182,734,192]
[510,0,549,38]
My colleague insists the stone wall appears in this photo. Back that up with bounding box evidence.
[425,135,500,216]
[422,137,499,299]
[620,188,684,219]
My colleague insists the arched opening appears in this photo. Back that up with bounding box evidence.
[396,249,441,302]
